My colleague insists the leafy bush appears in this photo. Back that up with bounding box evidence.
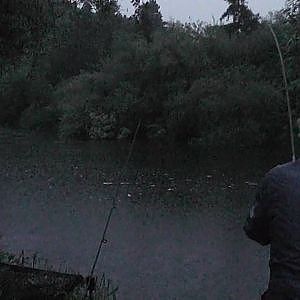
[0,65,32,126]
[166,66,286,147]
[0,62,55,127]
[59,106,90,139]
[20,105,59,131]
[54,72,101,138]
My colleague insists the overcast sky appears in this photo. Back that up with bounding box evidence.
[118,0,286,23]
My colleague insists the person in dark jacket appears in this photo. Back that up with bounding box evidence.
[244,160,300,300]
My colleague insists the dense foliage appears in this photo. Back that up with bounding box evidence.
[0,0,299,148]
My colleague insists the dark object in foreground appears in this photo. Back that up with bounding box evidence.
[244,160,300,298]
[0,262,84,300]
[261,288,300,299]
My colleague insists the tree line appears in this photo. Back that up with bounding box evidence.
[0,0,299,148]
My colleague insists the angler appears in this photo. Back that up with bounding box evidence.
[244,25,300,300]
[244,159,300,299]
[244,25,299,300]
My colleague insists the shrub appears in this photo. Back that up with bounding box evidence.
[58,106,90,139]
[0,65,32,126]
[166,66,286,147]
[20,105,59,131]
[0,63,55,127]
[54,72,103,139]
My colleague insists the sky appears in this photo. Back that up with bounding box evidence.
[118,0,287,23]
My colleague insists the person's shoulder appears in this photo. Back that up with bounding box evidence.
[266,160,300,178]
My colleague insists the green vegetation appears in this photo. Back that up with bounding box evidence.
[1,0,300,148]
[0,251,14,263]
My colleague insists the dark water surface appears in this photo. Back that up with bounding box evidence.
[0,131,289,299]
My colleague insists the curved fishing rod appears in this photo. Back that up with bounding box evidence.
[268,24,296,162]
[87,120,142,282]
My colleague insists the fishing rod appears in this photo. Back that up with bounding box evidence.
[86,119,141,294]
[268,24,296,162]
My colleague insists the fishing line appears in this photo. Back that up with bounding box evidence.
[87,120,142,282]
[268,24,296,162]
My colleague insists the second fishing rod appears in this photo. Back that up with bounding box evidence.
[86,119,142,288]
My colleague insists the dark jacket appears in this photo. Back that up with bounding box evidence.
[244,160,300,296]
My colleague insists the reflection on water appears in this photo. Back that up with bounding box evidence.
[0,131,288,299]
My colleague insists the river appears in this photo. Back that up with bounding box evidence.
[0,130,289,299]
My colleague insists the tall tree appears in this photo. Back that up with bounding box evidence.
[132,0,163,41]
[0,0,52,62]
[131,0,141,8]
[284,0,300,23]
[220,0,260,34]
[93,0,119,15]
[76,0,119,14]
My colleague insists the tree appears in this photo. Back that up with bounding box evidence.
[284,0,300,23]
[220,0,260,34]
[0,0,52,62]
[75,0,119,14]
[132,0,163,41]
[131,0,141,8]
[93,0,119,15]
